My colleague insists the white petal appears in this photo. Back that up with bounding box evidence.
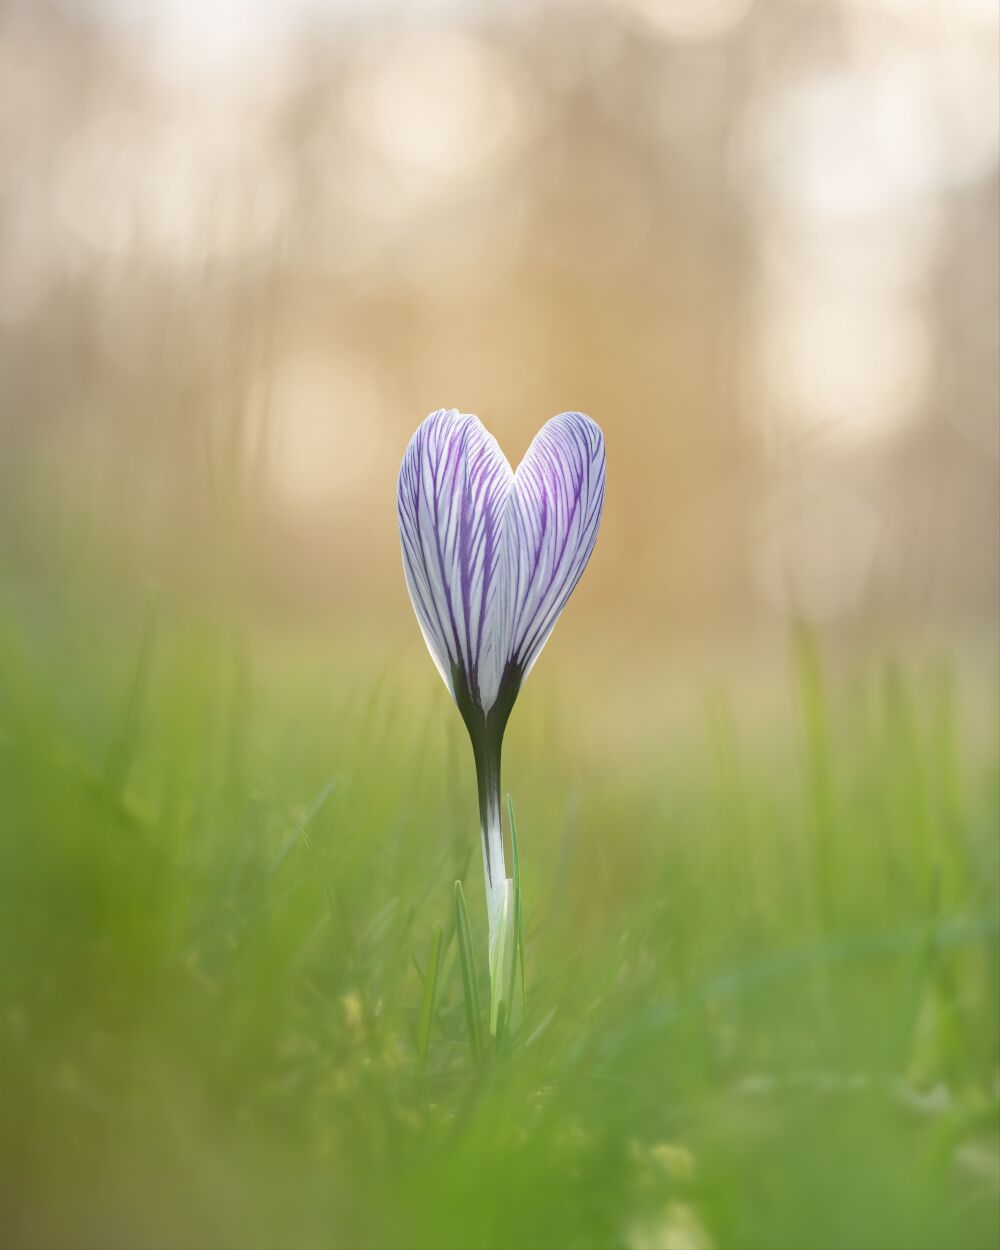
[500,412,606,679]
[397,409,514,708]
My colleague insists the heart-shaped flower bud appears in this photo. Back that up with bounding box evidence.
[397,408,606,1004]
[398,408,605,716]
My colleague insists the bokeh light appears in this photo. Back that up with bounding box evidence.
[0,0,996,633]
[0,4,997,1248]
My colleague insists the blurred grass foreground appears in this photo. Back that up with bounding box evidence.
[0,602,998,1249]
[1,0,999,1247]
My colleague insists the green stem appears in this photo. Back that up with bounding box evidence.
[451,659,523,1020]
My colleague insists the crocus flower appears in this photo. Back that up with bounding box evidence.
[397,409,606,998]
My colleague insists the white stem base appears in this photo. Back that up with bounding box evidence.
[481,792,507,950]
[481,795,514,1033]
[488,877,515,1034]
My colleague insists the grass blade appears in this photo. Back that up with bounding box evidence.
[494,999,508,1054]
[105,582,159,799]
[507,793,526,1011]
[488,884,511,1035]
[417,924,443,1064]
[269,776,338,879]
[795,621,836,929]
[454,880,482,1060]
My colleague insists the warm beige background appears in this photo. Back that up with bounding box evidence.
[0,0,997,649]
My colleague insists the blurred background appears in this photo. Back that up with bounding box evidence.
[1,0,997,649]
[1,3,998,1249]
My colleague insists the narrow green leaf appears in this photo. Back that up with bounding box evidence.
[507,793,526,1011]
[524,1005,558,1049]
[105,582,159,799]
[417,924,443,1064]
[795,621,836,930]
[269,775,338,879]
[454,880,482,1060]
[489,885,510,1036]
[494,999,508,1054]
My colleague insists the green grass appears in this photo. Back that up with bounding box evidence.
[0,592,997,1249]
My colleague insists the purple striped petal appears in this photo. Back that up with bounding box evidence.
[501,412,606,679]
[397,409,514,710]
[398,409,605,714]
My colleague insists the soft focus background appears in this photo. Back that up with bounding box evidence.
[0,1,997,1248]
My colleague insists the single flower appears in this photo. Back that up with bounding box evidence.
[397,409,605,1007]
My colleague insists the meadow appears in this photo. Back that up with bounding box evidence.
[1,1,997,1245]
[0,583,996,1250]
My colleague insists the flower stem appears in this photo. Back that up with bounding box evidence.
[452,660,523,1026]
[476,742,508,952]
